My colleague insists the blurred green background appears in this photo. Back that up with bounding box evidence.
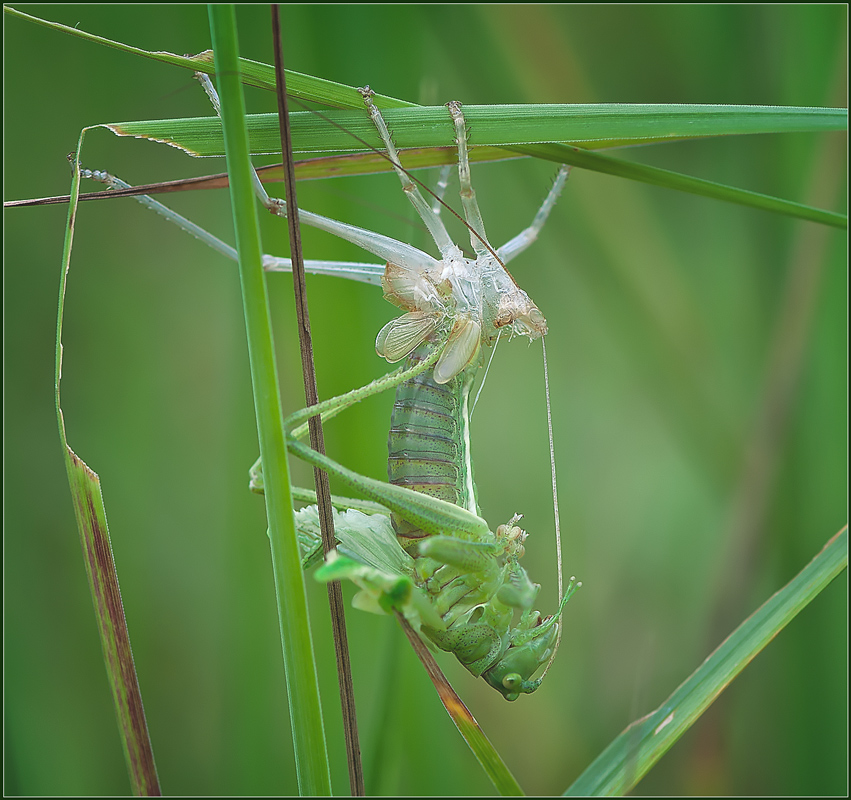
[4,4,846,796]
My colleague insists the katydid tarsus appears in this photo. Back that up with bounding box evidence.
[79,76,580,700]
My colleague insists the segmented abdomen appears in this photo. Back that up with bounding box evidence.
[388,343,478,550]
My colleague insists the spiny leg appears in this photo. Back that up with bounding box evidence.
[257,341,450,516]
[446,101,493,260]
[496,166,571,265]
[358,86,457,258]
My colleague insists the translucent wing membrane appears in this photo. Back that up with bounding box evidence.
[376,312,439,362]
[434,318,482,385]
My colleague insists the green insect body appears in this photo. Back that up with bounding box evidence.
[297,498,571,702]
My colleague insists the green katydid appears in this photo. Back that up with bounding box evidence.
[79,77,581,700]
[280,343,581,701]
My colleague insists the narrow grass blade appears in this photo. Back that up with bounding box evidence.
[396,614,525,797]
[102,107,846,229]
[564,526,848,796]
[207,7,332,794]
[3,5,407,111]
[8,139,845,231]
[55,133,161,797]
[514,142,847,229]
[105,104,847,157]
[6,5,847,147]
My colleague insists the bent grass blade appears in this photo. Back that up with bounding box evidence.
[56,132,161,797]
[397,613,524,797]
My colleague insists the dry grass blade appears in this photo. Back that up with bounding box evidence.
[55,138,161,797]
[396,614,525,796]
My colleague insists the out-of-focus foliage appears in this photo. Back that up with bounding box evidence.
[4,5,846,796]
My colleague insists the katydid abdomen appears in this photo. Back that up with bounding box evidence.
[388,343,480,549]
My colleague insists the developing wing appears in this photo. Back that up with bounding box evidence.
[375,311,439,363]
[434,317,482,384]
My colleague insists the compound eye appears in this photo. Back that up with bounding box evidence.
[525,307,548,337]
[502,673,522,692]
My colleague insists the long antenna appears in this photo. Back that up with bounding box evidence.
[539,337,580,680]
[542,337,563,605]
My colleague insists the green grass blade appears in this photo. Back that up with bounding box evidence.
[102,104,846,228]
[105,104,846,157]
[207,6,331,795]
[513,143,847,228]
[55,131,161,797]
[564,526,848,796]
[103,108,846,228]
[2,5,407,111]
[7,6,843,227]
[7,5,847,149]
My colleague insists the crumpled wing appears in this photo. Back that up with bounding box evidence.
[433,317,482,384]
[298,506,446,631]
[375,311,439,363]
[334,509,414,576]
[382,262,444,313]
[294,505,413,575]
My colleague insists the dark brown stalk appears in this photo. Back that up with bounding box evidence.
[270,5,364,796]
[4,158,344,207]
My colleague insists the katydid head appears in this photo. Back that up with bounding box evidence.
[484,573,582,700]
[484,264,548,342]
[481,621,559,701]
[504,301,548,340]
